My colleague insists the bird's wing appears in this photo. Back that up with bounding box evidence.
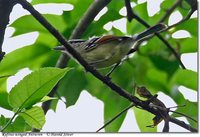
[68,39,86,44]
[95,35,120,44]
[84,35,121,51]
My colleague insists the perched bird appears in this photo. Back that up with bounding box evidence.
[54,23,167,69]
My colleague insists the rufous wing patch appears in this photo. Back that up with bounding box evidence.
[95,35,119,44]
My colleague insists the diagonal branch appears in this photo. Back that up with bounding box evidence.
[17,0,197,132]
[125,0,186,69]
[17,0,148,119]
[17,0,162,117]
[169,117,198,132]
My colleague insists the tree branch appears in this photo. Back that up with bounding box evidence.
[169,117,198,132]
[17,0,164,117]
[17,0,197,132]
[0,0,16,62]
[125,0,186,69]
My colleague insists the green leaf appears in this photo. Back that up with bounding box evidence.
[62,0,93,26]
[0,44,52,76]
[41,51,60,67]
[140,37,169,56]
[161,0,174,9]
[0,76,12,110]
[171,69,197,91]
[9,67,70,109]
[0,73,9,88]
[50,98,59,112]
[20,107,45,130]
[3,116,30,132]
[0,115,7,129]
[0,91,12,110]
[11,14,67,36]
[134,2,148,20]
[184,0,197,11]
[57,69,87,107]
[86,61,136,132]
[179,37,198,53]
[40,96,57,103]
[146,68,169,92]
[167,88,186,106]
[35,32,58,48]
[127,2,148,35]
[104,99,129,132]
[133,107,157,132]
[31,0,68,4]
[149,55,179,77]
[174,18,197,37]
[86,76,128,132]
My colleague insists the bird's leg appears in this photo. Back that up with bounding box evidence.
[105,62,121,79]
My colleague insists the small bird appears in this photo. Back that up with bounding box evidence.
[54,23,167,69]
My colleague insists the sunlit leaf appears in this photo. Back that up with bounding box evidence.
[11,14,67,36]
[179,37,197,53]
[40,96,57,103]
[31,0,68,5]
[3,116,30,132]
[0,44,52,75]
[171,69,197,91]
[0,91,12,110]
[174,19,197,37]
[57,69,87,107]
[9,67,70,109]
[20,107,45,130]
[133,107,157,132]
[149,55,179,77]
[0,115,7,129]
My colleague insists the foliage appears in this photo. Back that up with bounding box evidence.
[0,68,69,131]
[0,0,197,132]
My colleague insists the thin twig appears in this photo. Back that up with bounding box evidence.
[168,104,186,109]
[159,0,182,23]
[169,117,198,132]
[170,110,198,123]
[0,75,12,79]
[96,103,135,132]
[166,9,195,30]
[124,0,186,69]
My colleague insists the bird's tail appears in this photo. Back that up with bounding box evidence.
[134,23,167,41]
